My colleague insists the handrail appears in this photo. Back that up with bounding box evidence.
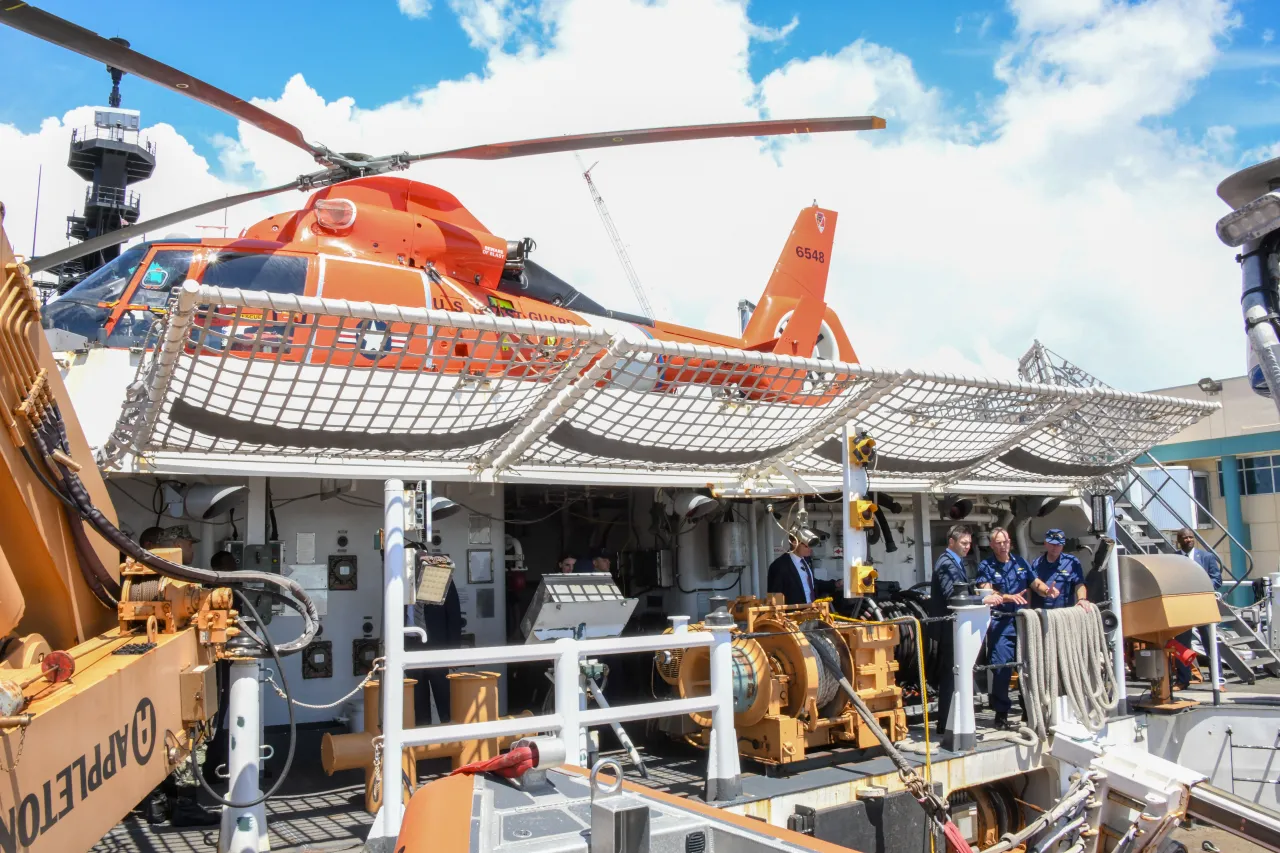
[1115,454,1253,594]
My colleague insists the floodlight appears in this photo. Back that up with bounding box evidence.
[671,492,719,520]
[1217,192,1280,247]
[163,482,247,520]
[938,495,973,521]
[427,496,461,520]
[520,573,638,643]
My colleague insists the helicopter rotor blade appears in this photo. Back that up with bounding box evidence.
[28,182,298,274]
[0,4,330,163]
[407,115,885,163]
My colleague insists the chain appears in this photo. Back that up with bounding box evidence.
[370,735,384,803]
[0,727,26,772]
[898,765,951,829]
[263,658,384,709]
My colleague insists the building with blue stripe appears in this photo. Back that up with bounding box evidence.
[1150,375,1280,604]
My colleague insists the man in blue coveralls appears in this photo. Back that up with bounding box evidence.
[930,524,1002,738]
[975,527,1031,729]
[1029,528,1089,610]
[1173,527,1223,690]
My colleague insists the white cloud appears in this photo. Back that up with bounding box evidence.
[0,0,1260,393]
[1264,27,1275,44]
[398,0,432,18]
[746,14,798,43]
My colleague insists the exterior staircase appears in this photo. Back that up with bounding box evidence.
[1017,341,1276,684]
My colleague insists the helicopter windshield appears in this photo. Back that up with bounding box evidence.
[42,244,150,343]
[42,245,198,348]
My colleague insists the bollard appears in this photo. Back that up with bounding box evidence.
[704,607,742,801]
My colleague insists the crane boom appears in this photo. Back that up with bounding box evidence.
[574,154,657,321]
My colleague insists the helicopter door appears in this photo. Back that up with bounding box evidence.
[103,248,196,348]
[314,257,431,368]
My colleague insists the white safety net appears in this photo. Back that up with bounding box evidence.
[100,285,1215,491]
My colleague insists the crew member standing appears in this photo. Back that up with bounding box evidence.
[767,534,840,605]
[1173,527,1223,689]
[975,528,1031,729]
[930,525,1002,737]
[411,577,463,724]
[1029,529,1088,610]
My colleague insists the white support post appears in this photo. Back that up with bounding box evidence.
[1104,497,1128,715]
[379,480,407,840]
[1208,622,1222,707]
[553,638,583,766]
[842,424,869,596]
[704,609,742,801]
[748,502,760,599]
[946,602,990,752]
[219,659,268,853]
[244,477,268,776]
[1269,573,1280,651]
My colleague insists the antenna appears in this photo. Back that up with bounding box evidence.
[31,165,42,256]
[573,153,658,321]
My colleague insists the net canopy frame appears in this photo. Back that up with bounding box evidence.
[98,284,1216,495]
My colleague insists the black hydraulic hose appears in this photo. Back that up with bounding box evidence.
[61,502,120,606]
[873,505,897,553]
[191,589,297,809]
[29,406,318,653]
[18,435,119,607]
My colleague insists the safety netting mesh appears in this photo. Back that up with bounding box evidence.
[99,286,1215,489]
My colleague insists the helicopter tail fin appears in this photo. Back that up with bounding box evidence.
[740,206,843,359]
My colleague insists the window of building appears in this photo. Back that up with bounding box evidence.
[1192,472,1212,526]
[1216,455,1280,497]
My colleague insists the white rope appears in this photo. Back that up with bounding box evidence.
[264,658,385,710]
[1016,605,1118,739]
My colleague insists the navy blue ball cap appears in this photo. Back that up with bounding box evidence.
[1044,528,1066,545]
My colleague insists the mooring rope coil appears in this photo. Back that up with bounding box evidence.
[1016,603,1118,739]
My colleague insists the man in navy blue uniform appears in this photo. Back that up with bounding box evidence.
[975,527,1032,728]
[930,524,1001,737]
[1173,527,1223,689]
[1029,528,1088,610]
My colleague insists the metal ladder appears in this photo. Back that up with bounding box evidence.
[1109,460,1280,682]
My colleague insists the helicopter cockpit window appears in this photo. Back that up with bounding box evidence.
[131,250,195,308]
[201,252,307,295]
[57,244,149,307]
[41,243,149,343]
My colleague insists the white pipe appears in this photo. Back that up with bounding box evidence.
[380,479,406,839]
[579,697,717,726]
[748,501,760,599]
[554,639,584,766]
[947,603,991,752]
[401,631,714,670]
[1104,497,1128,716]
[401,714,563,747]
[1208,622,1222,707]
[705,613,742,801]
[1269,573,1280,649]
[218,660,267,853]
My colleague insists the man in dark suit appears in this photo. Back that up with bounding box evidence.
[410,578,463,723]
[767,534,840,605]
[1173,527,1224,689]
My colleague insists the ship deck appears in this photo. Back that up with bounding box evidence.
[91,705,1037,853]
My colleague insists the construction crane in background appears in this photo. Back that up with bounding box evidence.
[574,153,658,321]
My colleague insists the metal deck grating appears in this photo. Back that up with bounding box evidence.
[98,283,1216,491]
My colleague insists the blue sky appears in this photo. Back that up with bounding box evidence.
[4,0,1277,170]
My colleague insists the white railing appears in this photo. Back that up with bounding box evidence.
[376,480,740,841]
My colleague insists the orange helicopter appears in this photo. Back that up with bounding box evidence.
[9,5,879,400]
